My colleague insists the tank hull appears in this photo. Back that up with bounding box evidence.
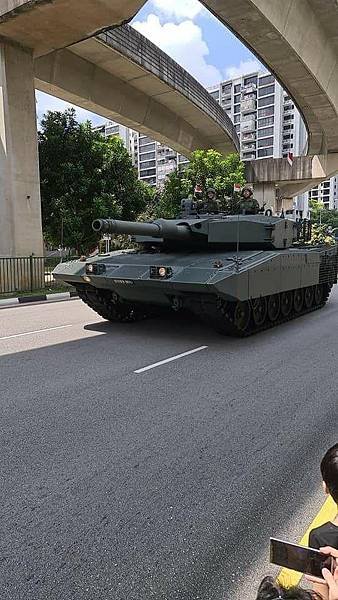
[53,245,338,336]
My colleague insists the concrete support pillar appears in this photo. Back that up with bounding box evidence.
[0,42,43,257]
[253,183,277,212]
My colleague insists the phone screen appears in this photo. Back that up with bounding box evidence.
[270,538,334,578]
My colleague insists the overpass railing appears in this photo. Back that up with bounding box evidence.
[0,256,76,295]
[99,25,239,151]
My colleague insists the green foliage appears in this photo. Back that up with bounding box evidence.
[148,150,246,219]
[310,200,338,230]
[39,109,154,253]
[309,223,336,246]
[181,150,246,199]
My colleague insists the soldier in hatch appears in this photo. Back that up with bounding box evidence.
[238,186,260,215]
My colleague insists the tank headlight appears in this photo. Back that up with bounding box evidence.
[85,263,106,275]
[150,266,173,279]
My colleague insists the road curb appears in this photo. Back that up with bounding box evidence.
[0,291,78,309]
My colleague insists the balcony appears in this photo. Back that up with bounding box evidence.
[241,98,256,113]
[242,143,256,151]
[242,83,256,95]
[241,119,256,133]
[242,133,256,142]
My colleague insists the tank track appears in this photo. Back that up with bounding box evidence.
[75,286,148,323]
[199,283,333,337]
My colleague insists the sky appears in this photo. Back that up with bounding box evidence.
[36,0,263,125]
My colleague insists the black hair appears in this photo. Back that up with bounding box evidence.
[241,187,253,197]
[321,443,338,503]
[256,576,321,600]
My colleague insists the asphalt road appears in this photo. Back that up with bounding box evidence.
[0,291,337,600]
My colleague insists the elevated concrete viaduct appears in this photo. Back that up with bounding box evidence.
[35,28,238,161]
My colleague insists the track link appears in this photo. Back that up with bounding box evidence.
[75,286,148,323]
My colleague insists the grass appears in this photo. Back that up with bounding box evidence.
[0,285,76,300]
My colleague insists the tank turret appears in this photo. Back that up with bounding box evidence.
[93,215,298,250]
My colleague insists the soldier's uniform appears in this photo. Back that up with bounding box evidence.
[238,188,260,215]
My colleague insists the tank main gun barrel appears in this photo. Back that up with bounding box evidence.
[92,218,192,241]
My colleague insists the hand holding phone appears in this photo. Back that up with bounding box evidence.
[270,538,337,579]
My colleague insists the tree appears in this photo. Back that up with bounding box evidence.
[39,109,154,253]
[152,150,246,218]
[309,200,338,230]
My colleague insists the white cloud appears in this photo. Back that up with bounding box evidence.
[151,0,204,20]
[132,14,222,87]
[36,91,105,126]
[225,59,262,80]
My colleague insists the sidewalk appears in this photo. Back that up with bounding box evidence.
[0,289,78,309]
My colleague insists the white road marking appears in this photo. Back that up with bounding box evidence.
[0,325,73,341]
[135,345,208,374]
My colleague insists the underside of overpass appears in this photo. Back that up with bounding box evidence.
[35,27,238,160]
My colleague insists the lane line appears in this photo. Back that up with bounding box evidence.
[278,495,337,588]
[134,345,208,373]
[0,325,73,341]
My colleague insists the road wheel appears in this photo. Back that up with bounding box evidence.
[267,294,280,322]
[233,301,251,333]
[293,288,304,313]
[304,286,314,309]
[280,291,293,317]
[314,284,323,306]
[252,297,267,327]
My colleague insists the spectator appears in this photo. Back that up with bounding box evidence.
[306,546,338,600]
[309,444,338,550]
[256,575,320,600]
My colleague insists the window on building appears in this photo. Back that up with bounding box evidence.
[106,125,120,136]
[222,83,232,94]
[234,84,241,93]
[244,75,258,85]
[210,90,219,101]
[140,152,156,160]
[284,103,294,110]
[258,95,275,107]
[234,104,240,113]
[234,94,241,104]
[258,116,274,127]
[259,74,274,86]
[283,124,294,131]
[234,114,241,123]
[283,133,294,140]
[258,147,273,157]
[284,114,294,121]
[140,168,156,177]
[258,127,274,138]
[258,106,274,118]
[258,137,274,148]
[258,84,275,97]
[139,160,156,169]
[139,136,155,147]
[235,124,240,132]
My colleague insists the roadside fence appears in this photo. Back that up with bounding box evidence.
[0,256,77,295]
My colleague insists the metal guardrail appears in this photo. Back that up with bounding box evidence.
[99,25,239,152]
[0,256,77,295]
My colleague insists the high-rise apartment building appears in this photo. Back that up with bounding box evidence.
[137,135,188,187]
[208,72,307,165]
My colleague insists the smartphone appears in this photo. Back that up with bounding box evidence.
[270,538,336,579]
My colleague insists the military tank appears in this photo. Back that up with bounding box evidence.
[53,208,338,336]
